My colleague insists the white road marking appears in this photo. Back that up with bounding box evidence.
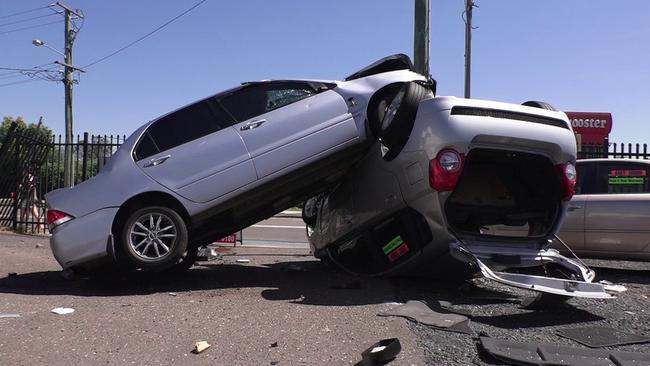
[250,224,305,229]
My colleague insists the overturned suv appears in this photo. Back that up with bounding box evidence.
[304,70,623,299]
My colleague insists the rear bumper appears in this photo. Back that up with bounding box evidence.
[50,207,118,269]
[450,241,626,298]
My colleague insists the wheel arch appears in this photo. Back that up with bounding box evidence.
[111,191,190,238]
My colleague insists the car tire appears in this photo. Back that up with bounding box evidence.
[120,206,188,271]
[302,194,324,227]
[165,244,199,273]
[377,82,429,149]
[367,83,404,139]
[522,100,557,111]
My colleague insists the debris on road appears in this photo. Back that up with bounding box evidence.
[51,307,74,315]
[270,342,278,348]
[196,247,220,261]
[168,292,177,296]
[192,341,211,354]
[360,338,401,365]
[378,300,472,334]
[7,272,17,277]
[480,336,650,366]
[235,259,250,264]
[0,313,21,318]
[556,326,650,348]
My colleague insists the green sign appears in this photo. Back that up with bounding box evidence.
[608,177,645,185]
[382,235,404,255]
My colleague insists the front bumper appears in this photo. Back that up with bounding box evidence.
[50,207,119,269]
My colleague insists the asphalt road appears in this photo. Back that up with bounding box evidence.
[241,215,309,249]
[1,228,649,366]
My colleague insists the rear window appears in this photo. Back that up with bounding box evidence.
[593,162,650,194]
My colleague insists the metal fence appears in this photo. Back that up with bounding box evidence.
[579,139,649,160]
[0,124,126,234]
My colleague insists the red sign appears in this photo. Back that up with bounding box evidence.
[565,112,612,144]
[216,234,237,244]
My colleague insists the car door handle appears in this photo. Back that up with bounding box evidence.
[568,204,582,211]
[240,119,266,131]
[143,155,171,168]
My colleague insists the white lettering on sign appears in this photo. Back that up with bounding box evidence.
[571,118,608,129]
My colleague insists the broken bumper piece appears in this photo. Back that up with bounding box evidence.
[450,242,626,298]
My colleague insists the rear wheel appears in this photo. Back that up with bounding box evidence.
[522,100,556,111]
[120,206,188,271]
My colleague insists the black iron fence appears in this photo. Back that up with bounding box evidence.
[579,139,649,160]
[0,123,126,234]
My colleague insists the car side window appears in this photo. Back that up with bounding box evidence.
[595,162,650,194]
[134,99,233,160]
[574,162,596,194]
[219,82,317,122]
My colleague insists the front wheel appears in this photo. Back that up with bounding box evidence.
[120,206,188,271]
[377,82,430,149]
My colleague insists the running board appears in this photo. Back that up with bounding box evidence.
[450,242,625,299]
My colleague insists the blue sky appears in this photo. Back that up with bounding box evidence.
[1,1,649,144]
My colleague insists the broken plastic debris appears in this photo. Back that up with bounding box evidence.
[0,313,21,318]
[51,307,74,315]
[168,292,177,296]
[192,341,210,354]
[236,259,250,264]
[361,339,401,364]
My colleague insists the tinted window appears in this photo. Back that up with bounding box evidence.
[220,82,316,122]
[575,162,596,194]
[594,162,650,194]
[134,132,158,161]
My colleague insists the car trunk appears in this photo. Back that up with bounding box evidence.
[444,148,562,247]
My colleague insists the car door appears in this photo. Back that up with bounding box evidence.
[584,161,650,257]
[556,162,595,250]
[219,81,357,179]
[134,98,257,204]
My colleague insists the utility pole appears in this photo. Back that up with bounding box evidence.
[464,0,474,99]
[414,0,430,77]
[54,2,83,187]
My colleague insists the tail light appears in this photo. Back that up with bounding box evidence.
[556,162,576,201]
[47,210,73,231]
[429,149,465,191]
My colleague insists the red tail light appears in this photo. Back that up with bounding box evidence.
[47,210,73,230]
[556,162,576,201]
[429,149,465,191]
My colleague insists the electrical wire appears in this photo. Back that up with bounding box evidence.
[81,0,208,69]
[0,19,63,36]
[0,78,40,88]
[0,5,52,20]
[0,12,59,28]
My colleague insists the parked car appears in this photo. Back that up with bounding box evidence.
[304,93,624,299]
[556,158,650,260]
[45,54,432,272]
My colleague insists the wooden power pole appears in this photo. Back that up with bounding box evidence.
[414,0,430,77]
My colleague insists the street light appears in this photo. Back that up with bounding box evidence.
[32,39,66,58]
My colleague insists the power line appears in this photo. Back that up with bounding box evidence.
[82,0,208,69]
[0,5,52,20]
[0,78,40,88]
[0,19,63,36]
[0,12,59,28]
